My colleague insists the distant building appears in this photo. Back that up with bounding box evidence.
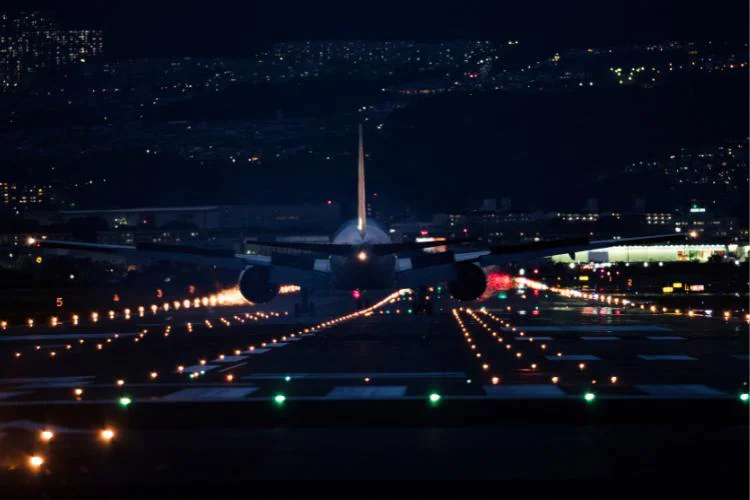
[584,198,599,212]
[482,199,496,211]
[34,204,341,231]
[0,11,103,91]
[633,198,646,213]
[500,197,512,212]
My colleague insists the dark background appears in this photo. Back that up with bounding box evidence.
[6,1,748,58]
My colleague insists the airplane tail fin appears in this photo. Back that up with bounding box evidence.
[357,124,366,237]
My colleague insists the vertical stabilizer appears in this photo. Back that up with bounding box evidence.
[357,124,367,237]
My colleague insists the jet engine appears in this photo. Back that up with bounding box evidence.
[447,262,487,301]
[238,266,279,304]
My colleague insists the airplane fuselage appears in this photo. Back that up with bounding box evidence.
[329,219,396,290]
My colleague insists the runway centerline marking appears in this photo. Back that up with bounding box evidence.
[242,371,467,380]
[483,385,567,399]
[637,355,697,361]
[327,386,407,399]
[161,387,258,400]
[218,362,247,373]
[545,355,600,361]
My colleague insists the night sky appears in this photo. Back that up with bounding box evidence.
[6,1,748,58]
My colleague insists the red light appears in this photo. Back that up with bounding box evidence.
[533,268,539,274]
[352,289,361,300]
[326,200,332,205]
[462,228,468,234]
[531,310,540,316]
[419,229,428,236]
[533,289,539,296]
[486,272,513,291]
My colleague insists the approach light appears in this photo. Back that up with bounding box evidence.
[284,376,291,382]
[39,430,55,442]
[274,394,286,405]
[584,392,596,403]
[118,396,132,407]
[357,250,368,262]
[99,429,115,442]
[28,455,44,469]
[741,393,749,403]
[429,392,441,404]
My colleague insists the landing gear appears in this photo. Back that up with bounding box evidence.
[294,288,316,317]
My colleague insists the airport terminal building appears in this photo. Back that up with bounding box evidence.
[550,243,749,264]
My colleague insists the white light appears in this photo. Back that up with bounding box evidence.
[357,250,368,262]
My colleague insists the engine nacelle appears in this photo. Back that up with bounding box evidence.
[447,262,487,301]
[238,266,279,304]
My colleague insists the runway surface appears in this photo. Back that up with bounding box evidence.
[0,286,747,483]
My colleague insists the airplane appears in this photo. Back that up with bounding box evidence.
[28,125,684,315]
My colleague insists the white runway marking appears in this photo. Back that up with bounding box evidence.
[0,333,137,342]
[267,342,288,348]
[242,372,467,381]
[637,355,697,361]
[162,387,258,400]
[483,385,567,399]
[0,391,28,400]
[18,380,94,388]
[505,326,671,332]
[182,364,220,373]
[545,355,601,361]
[326,386,407,399]
[211,355,247,363]
[0,376,95,384]
[242,349,270,355]
[580,336,620,341]
[218,362,247,373]
[515,336,553,341]
[635,384,726,397]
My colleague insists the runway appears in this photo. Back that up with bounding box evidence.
[0,287,747,482]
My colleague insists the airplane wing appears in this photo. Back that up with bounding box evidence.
[246,237,477,256]
[26,239,333,289]
[395,233,686,287]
